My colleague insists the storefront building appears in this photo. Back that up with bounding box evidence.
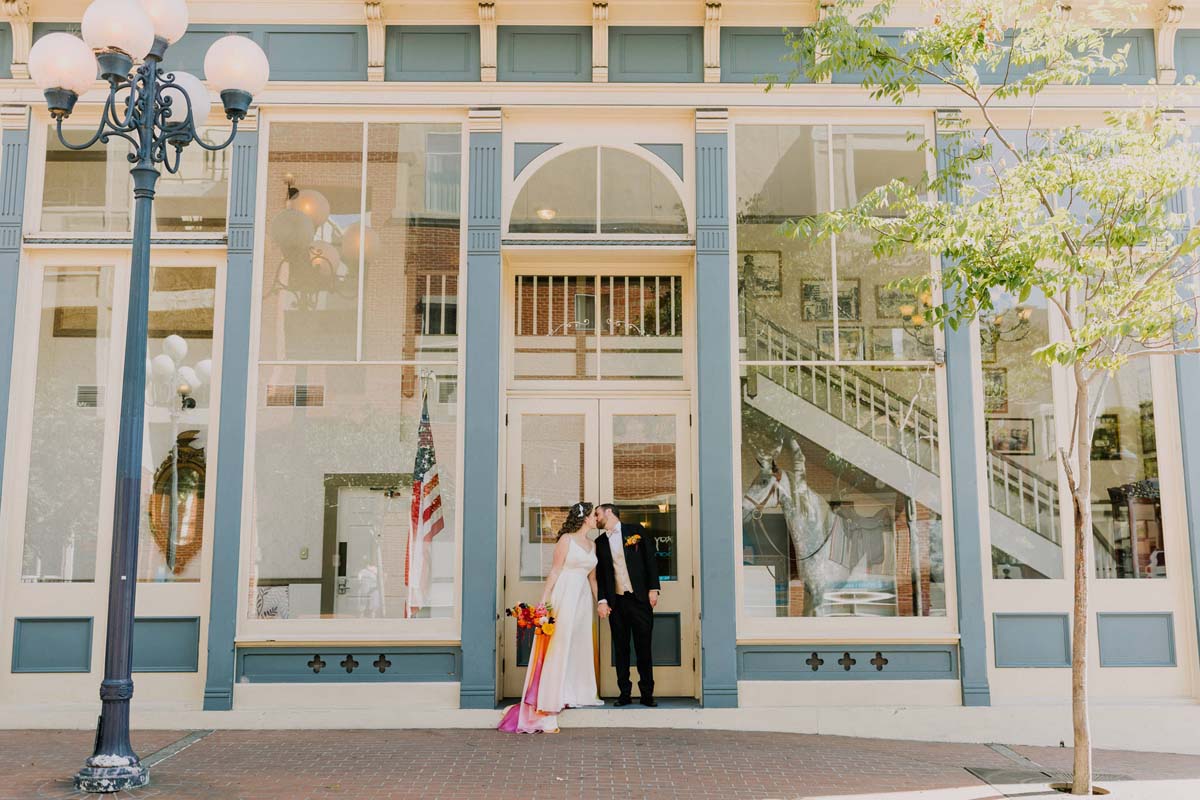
[2,1,1200,747]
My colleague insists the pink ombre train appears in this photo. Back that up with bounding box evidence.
[497,632,559,733]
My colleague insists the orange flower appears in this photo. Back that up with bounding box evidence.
[624,534,642,547]
[540,622,556,636]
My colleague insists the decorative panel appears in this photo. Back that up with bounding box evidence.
[993,613,1071,668]
[0,23,12,80]
[1097,613,1176,667]
[133,617,201,672]
[719,27,798,84]
[608,27,702,83]
[498,26,591,82]
[1090,30,1156,85]
[161,29,253,75]
[263,28,368,81]
[636,143,684,179]
[738,644,958,680]
[385,26,480,81]
[105,25,372,81]
[237,646,461,682]
[513,142,560,178]
[12,618,93,673]
[610,612,682,667]
[1174,30,1200,83]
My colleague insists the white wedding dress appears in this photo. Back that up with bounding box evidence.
[536,537,604,716]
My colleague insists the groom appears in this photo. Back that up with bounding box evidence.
[594,503,659,707]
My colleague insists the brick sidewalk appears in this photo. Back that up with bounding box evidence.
[3,728,1200,800]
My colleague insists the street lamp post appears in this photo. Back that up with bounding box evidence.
[27,0,268,792]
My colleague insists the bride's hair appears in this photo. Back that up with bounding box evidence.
[556,502,594,539]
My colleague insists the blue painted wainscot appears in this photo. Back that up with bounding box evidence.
[236,646,462,683]
[737,644,959,681]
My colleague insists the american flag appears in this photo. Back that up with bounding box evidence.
[405,394,444,617]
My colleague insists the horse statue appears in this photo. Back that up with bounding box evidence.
[743,437,849,616]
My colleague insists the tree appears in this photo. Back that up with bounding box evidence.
[774,0,1200,793]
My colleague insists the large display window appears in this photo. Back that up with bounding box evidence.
[243,119,465,637]
[734,120,954,633]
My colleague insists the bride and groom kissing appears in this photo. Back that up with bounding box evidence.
[498,501,660,734]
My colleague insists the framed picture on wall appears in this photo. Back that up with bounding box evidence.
[738,251,783,297]
[1139,400,1157,455]
[980,332,998,364]
[870,326,935,361]
[801,279,860,321]
[817,326,864,360]
[874,285,920,320]
[983,368,1008,414]
[1144,455,1159,479]
[1091,413,1121,461]
[986,418,1036,456]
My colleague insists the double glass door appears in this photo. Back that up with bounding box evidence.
[502,397,696,699]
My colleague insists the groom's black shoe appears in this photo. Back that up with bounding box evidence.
[639,697,658,707]
[613,696,633,707]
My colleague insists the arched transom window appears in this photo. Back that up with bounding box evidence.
[509,146,688,235]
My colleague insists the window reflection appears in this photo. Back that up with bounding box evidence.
[250,121,463,622]
[736,123,944,621]
[22,268,115,582]
[42,126,229,233]
[137,267,217,583]
[983,290,1064,579]
[736,125,929,365]
[1093,360,1164,579]
[512,273,684,381]
[740,369,945,618]
[510,146,687,235]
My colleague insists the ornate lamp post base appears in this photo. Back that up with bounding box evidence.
[75,761,150,793]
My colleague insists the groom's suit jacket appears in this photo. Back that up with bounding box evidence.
[596,527,661,605]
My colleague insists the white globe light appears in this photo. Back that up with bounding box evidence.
[195,358,212,384]
[151,353,176,381]
[269,207,315,252]
[341,222,381,266]
[293,189,330,227]
[309,241,340,273]
[29,33,98,94]
[162,333,188,362]
[82,0,156,59]
[161,71,212,123]
[177,365,201,391]
[203,35,270,95]
[139,0,189,44]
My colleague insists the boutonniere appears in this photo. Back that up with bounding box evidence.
[624,534,642,547]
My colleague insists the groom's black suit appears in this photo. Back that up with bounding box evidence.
[596,524,660,700]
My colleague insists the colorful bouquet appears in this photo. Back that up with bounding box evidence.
[505,602,556,637]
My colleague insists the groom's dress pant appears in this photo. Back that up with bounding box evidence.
[611,592,654,699]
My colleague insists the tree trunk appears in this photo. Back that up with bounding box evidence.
[1069,379,1094,795]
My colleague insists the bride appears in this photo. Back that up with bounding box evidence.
[498,501,603,733]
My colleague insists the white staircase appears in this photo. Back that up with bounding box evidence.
[741,310,1094,579]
